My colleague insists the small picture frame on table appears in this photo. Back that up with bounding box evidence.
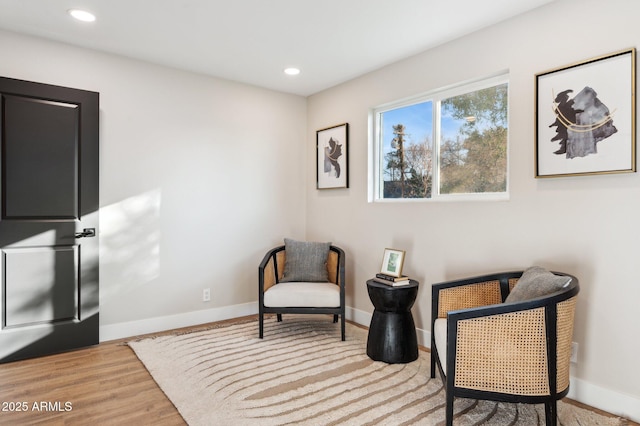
[380,248,405,278]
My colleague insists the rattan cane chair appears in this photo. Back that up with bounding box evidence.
[258,240,346,340]
[430,269,579,426]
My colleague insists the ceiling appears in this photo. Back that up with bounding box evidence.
[0,0,555,96]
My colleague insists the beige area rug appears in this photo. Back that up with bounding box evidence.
[129,316,624,426]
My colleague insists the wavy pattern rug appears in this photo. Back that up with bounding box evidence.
[129,316,623,426]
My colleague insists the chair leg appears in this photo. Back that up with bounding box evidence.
[341,315,345,341]
[430,349,436,378]
[333,314,338,323]
[445,388,454,426]
[259,313,264,339]
[545,401,557,426]
[277,314,282,322]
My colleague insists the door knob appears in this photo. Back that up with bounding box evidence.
[75,228,96,238]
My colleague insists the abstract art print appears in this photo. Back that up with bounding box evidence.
[317,123,349,189]
[535,48,636,178]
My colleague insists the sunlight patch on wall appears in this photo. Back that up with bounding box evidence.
[100,189,161,303]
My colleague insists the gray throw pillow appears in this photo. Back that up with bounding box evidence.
[506,266,571,303]
[280,238,331,282]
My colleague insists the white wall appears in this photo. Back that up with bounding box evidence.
[307,0,640,420]
[0,29,307,331]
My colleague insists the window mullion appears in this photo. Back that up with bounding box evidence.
[433,98,442,199]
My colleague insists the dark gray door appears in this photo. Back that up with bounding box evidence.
[0,77,99,363]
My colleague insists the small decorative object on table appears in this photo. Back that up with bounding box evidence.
[380,248,405,278]
[373,273,411,286]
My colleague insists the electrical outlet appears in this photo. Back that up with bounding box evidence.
[570,342,578,363]
[203,288,211,302]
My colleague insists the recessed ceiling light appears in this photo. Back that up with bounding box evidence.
[284,67,301,76]
[68,9,96,22]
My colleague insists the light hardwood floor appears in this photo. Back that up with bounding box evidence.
[0,330,187,425]
[0,317,634,425]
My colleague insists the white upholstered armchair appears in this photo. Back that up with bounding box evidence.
[258,239,346,340]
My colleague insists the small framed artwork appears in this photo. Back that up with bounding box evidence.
[380,248,405,278]
[317,123,349,189]
[535,48,636,178]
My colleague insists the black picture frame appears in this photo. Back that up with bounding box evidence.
[316,123,349,189]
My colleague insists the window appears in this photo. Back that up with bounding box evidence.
[373,75,508,201]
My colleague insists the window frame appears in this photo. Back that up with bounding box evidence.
[371,73,510,203]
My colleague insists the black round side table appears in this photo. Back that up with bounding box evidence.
[366,279,419,364]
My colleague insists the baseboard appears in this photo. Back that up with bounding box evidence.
[567,377,640,422]
[99,302,258,342]
[345,306,373,329]
[102,304,640,423]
